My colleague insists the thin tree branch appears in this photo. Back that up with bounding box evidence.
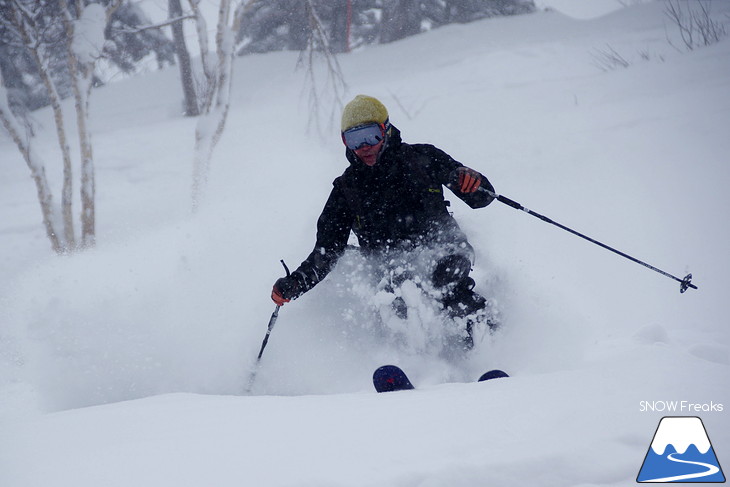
[110,15,195,35]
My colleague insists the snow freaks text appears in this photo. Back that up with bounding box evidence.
[639,401,724,413]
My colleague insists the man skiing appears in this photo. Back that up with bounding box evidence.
[271,95,496,346]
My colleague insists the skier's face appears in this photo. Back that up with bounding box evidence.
[354,140,384,166]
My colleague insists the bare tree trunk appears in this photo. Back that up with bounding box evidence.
[0,85,64,254]
[62,0,96,248]
[189,0,255,211]
[169,0,199,116]
[188,0,217,113]
[11,1,76,250]
[78,74,96,248]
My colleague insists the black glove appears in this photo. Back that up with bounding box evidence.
[271,274,304,306]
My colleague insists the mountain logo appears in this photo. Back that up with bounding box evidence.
[637,416,725,483]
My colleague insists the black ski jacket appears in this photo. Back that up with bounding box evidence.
[289,126,494,296]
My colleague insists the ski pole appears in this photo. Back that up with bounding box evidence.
[479,186,697,293]
[245,260,291,393]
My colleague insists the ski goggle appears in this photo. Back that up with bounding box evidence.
[341,122,387,150]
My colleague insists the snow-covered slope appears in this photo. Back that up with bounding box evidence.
[1,3,729,486]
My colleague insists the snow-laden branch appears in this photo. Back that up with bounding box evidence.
[71,2,106,64]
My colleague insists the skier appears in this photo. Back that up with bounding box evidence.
[271,95,496,346]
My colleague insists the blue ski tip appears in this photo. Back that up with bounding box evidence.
[373,365,415,393]
[478,370,509,382]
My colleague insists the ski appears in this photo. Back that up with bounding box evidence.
[373,365,509,393]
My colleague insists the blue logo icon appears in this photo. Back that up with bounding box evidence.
[637,416,725,483]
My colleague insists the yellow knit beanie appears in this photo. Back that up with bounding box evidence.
[341,95,389,132]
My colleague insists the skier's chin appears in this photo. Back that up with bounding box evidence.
[355,141,383,166]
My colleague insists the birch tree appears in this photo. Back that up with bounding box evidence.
[187,0,347,209]
[168,0,198,116]
[188,0,257,211]
[0,0,120,253]
[0,76,63,253]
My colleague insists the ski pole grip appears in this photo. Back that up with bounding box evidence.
[476,186,522,210]
[496,194,523,210]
